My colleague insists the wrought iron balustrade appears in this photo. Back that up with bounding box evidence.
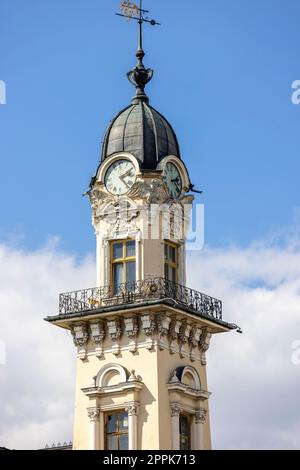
[59,277,222,321]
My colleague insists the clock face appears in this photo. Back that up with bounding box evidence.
[104,159,136,195]
[163,162,182,199]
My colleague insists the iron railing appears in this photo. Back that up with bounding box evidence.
[59,277,222,321]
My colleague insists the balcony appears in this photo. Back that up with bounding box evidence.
[58,277,222,322]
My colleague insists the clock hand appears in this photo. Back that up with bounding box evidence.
[120,169,133,180]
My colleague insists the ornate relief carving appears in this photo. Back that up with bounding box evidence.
[90,321,106,358]
[199,329,212,366]
[71,323,88,360]
[69,314,210,363]
[124,316,139,353]
[157,313,171,350]
[127,178,170,204]
[126,403,140,416]
[87,408,100,422]
[189,325,202,362]
[107,318,122,356]
[141,313,156,350]
[170,403,182,418]
[195,409,207,424]
[168,317,182,354]
[178,321,192,358]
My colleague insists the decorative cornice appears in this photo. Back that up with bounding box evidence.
[69,312,213,363]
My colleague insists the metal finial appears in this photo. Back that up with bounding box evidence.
[116,1,161,103]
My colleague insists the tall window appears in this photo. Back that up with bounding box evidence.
[111,240,136,293]
[105,411,129,450]
[164,241,178,283]
[179,414,191,450]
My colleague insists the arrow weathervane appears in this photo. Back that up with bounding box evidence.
[116,1,161,104]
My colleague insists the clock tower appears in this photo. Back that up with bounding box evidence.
[45,2,237,451]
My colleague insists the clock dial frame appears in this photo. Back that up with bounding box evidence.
[104,159,136,195]
[163,162,182,199]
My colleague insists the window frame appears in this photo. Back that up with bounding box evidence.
[105,410,129,450]
[164,240,179,283]
[110,240,136,288]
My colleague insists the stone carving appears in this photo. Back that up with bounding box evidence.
[170,403,182,418]
[189,325,202,362]
[127,178,170,204]
[168,317,182,355]
[124,316,139,353]
[195,409,207,424]
[199,329,212,366]
[90,321,106,358]
[71,323,88,360]
[141,313,156,350]
[157,313,171,350]
[87,408,100,422]
[126,403,140,416]
[107,318,122,356]
[69,314,210,363]
[178,321,192,358]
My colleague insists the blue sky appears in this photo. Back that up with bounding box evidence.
[1,0,300,255]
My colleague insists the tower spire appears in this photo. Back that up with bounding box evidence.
[116,1,161,104]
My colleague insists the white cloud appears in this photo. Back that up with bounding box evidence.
[0,225,300,449]
[0,240,95,449]
[187,224,300,450]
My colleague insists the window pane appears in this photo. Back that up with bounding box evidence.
[113,264,124,293]
[119,412,128,431]
[126,261,136,285]
[164,244,168,260]
[164,263,169,280]
[107,414,118,433]
[126,240,135,258]
[180,415,189,434]
[113,242,123,260]
[170,245,176,263]
[119,434,129,450]
[170,267,176,283]
[107,435,118,450]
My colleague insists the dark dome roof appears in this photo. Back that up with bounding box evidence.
[101,101,181,169]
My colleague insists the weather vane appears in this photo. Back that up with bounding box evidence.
[116,1,161,103]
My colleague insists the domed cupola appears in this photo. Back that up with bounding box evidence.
[101,102,180,170]
[100,19,180,170]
